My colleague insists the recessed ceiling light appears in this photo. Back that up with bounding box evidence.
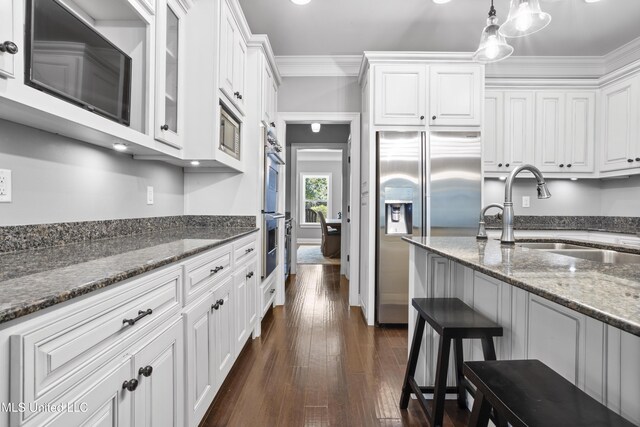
[433,0,451,3]
[311,123,321,133]
[290,0,310,5]
[570,177,578,181]
[499,176,506,181]
[584,0,600,2]
[113,142,128,152]
[191,161,200,166]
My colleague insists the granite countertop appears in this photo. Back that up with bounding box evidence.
[0,227,258,325]
[403,236,640,337]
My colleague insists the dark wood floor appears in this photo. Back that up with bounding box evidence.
[201,264,469,427]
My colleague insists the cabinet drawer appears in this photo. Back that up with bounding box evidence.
[261,280,276,317]
[234,235,257,266]
[183,245,232,305]
[11,266,181,425]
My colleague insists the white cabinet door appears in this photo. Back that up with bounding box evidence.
[212,277,235,387]
[232,34,247,112]
[184,293,215,427]
[504,92,535,171]
[44,359,132,427]
[600,78,639,172]
[565,92,595,173]
[234,264,249,353]
[262,59,273,124]
[374,65,427,126]
[483,91,504,172]
[133,319,184,427]
[0,0,18,79]
[155,0,186,148]
[535,92,565,173]
[429,65,482,127]
[246,259,258,329]
[219,0,236,100]
[270,77,278,126]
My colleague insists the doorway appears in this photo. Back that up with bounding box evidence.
[276,113,361,307]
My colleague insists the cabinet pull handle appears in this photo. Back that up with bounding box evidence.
[122,379,139,392]
[245,248,254,254]
[139,366,153,377]
[246,271,254,278]
[210,266,224,275]
[123,309,153,327]
[559,164,564,168]
[420,115,425,120]
[0,41,18,55]
[432,116,436,120]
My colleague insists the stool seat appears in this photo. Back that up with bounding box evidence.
[413,298,504,338]
[464,360,636,427]
[400,298,503,427]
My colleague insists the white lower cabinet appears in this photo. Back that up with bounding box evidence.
[1,232,260,427]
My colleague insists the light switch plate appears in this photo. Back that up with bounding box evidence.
[0,169,12,203]
[147,186,154,205]
[522,196,530,208]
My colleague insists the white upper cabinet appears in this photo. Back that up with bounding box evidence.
[564,92,595,173]
[155,0,187,148]
[504,92,535,171]
[535,92,566,172]
[0,0,18,79]
[219,0,247,114]
[429,65,482,127]
[600,76,640,172]
[374,65,428,126]
[483,91,504,172]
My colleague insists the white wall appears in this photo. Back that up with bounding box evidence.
[484,177,640,217]
[278,77,361,113]
[296,156,343,240]
[0,120,184,226]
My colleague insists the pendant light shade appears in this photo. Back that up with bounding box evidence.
[473,2,513,64]
[499,0,551,38]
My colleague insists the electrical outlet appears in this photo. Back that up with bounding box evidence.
[0,169,12,203]
[522,196,530,208]
[147,186,154,205]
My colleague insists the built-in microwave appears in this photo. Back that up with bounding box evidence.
[219,105,241,160]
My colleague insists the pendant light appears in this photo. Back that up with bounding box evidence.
[499,0,551,38]
[473,0,514,64]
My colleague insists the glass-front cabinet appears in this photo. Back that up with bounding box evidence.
[155,0,186,148]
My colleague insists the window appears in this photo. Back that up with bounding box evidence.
[300,173,332,226]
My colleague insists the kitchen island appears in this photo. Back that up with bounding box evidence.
[404,236,640,425]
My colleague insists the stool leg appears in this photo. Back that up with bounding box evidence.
[399,316,426,409]
[431,335,451,427]
[468,390,491,427]
[480,337,497,361]
[453,338,466,409]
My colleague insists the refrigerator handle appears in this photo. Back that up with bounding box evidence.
[421,131,428,237]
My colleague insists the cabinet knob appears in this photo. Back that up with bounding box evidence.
[498,163,503,167]
[122,379,139,392]
[218,299,224,306]
[628,159,634,163]
[559,164,565,168]
[567,164,572,168]
[636,158,640,162]
[270,289,275,294]
[212,302,220,310]
[420,115,425,120]
[0,41,18,55]
[505,163,510,167]
[432,116,436,120]
[246,272,254,278]
[270,122,276,128]
[234,91,240,98]
[160,124,169,131]
[239,94,243,100]
[138,365,153,377]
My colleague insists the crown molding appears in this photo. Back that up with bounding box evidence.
[484,56,604,80]
[603,36,640,75]
[248,35,282,86]
[275,55,362,77]
[359,51,476,83]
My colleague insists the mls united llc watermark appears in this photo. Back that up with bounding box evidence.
[0,402,88,414]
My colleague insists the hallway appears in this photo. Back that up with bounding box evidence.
[202,264,468,426]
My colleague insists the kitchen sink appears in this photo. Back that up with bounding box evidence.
[517,242,592,250]
[546,249,640,264]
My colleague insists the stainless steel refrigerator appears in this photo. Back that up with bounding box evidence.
[376,131,482,325]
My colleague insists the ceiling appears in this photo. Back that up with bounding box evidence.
[238,0,640,57]
[286,124,351,145]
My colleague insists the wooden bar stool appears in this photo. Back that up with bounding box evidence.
[464,359,636,427]
[400,298,503,427]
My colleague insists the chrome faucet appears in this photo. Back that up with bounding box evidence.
[476,203,504,240]
[501,164,551,244]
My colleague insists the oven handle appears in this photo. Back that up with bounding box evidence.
[272,214,286,219]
